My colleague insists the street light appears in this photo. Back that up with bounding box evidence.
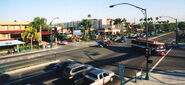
[110,3,150,80]
[50,17,59,48]
[159,16,178,44]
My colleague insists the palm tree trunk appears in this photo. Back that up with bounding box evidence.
[31,36,33,50]
[40,25,42,42]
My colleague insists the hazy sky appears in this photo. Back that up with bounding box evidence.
[1,0,185,24]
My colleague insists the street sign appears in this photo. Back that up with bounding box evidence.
[119,64,125,80]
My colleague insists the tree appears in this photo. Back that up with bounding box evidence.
[114,18,123,27]
[114,18,124,34]
[178,22,185,36]
[22,26,39,50]
[30,17,47,42]
[78,19,92,36]
[156,17,159,21]
[87,14,91,19]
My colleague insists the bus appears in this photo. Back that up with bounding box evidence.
[131,38,166,55]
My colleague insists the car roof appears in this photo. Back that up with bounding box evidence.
[67,63,84,68]
[89,69,104,75]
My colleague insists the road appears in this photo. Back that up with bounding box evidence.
[4,32,183,85]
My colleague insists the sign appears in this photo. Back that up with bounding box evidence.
[73,30,82,36]
[0,40,25,47]
[118,64,125,80]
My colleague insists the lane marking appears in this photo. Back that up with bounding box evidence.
[149,48,172,72]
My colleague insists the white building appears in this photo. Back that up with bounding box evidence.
[56,18,115,30]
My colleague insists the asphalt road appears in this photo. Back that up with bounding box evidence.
[4,32,182,85]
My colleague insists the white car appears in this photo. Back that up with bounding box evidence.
[63,63,94,80]
[58,41,68,45]
[84,68,115,85]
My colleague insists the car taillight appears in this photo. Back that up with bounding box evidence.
[69,73,72,77]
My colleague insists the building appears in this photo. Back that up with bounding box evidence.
[56,18,115,30]
[0,22,30,41]
[97,28,120,35]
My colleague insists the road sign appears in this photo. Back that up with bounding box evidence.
[119,64,125,80]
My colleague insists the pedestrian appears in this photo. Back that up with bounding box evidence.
[7,50,10,54]
[10,49,13,55]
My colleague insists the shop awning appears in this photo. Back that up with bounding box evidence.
[0,40,25,47]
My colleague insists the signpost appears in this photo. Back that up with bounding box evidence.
[119,64,125,85]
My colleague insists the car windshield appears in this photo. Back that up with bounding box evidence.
[87,73,98,79]
[157,45,165,49]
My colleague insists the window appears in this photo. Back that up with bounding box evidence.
[13,26,18,29]
[72,66,86,73]
[99,74,103,79]
[2,34,8,38]
[25,26,29,28]
[87,73,98,79]
[2,26,8,30]
[103,73,109,77]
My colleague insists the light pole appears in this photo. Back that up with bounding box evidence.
[110,3,150,80]
[50,17,59,48]
[159,16,178,44]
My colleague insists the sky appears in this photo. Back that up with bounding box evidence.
[0,0,185,24]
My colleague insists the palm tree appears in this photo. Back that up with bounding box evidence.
[114,18,124,34]
[139,18,143,23]
[87,14,91,19]
[150,17,153,21]
[156,17,159,22]
[22,26,39,50]
[178,22,185,36]
[30,17,47,42]
[78,19,92,36]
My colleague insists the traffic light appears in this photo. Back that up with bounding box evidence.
[145,48,151,58]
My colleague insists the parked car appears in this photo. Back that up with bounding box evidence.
[84,68,115,85]
[131,34,138,38]
[117,36,127,43]
[62,62,94,80]
[58,40,68,45]
[112,37,121,42]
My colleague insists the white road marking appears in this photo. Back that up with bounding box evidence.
[149,48,172,72]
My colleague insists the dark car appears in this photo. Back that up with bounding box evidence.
[53,60,82,73]
[117,36,127,43]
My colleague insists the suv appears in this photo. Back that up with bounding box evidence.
[63,63,93,80]
[53,61,82,73]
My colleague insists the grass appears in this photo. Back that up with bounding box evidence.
[178,39,185,43]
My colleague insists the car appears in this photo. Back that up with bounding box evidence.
[117,36,127,43]
[58,40,68,45]
[62,62,94,80]
[84,68,115,85]
[53,60,82,73]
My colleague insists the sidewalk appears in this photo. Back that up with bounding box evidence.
[112,70,185,85]
[125,70,185,85]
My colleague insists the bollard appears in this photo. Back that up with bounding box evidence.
[135,76,138,83]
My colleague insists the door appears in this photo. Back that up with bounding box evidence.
[99,74,104,85]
